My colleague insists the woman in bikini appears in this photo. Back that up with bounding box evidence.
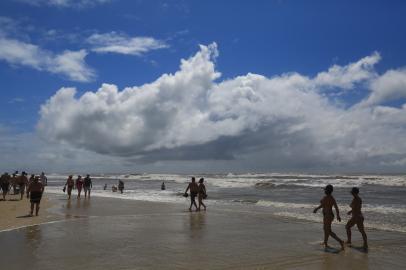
[346,187,368,250]
[197,178,207,211]
[313,184,345,250]
[64,175,75,200]
[76,175,84,198]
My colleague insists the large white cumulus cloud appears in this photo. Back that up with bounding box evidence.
[37,43,406,169]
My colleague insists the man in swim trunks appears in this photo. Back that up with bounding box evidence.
[313,184,345,250]
[184,177,199,211]
[27,176,44,216]
[18,171,29,200]
[346,187,368,251]
[0,172,11,200]
[84,174,92,198]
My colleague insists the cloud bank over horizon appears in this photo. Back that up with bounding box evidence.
[36,43,406,171]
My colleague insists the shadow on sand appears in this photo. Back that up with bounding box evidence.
[16,214,33,218]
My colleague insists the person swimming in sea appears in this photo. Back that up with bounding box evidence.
[161,182,165,190]
[346,187,368,251]
[313,184,345,250]
[184,177,199,211]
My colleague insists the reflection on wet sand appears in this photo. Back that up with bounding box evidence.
[189,212,206,238]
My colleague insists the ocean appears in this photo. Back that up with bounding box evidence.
[45,172,406,233]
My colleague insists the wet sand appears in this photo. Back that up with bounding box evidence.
[0,193,60,232]
[1,195,406,269]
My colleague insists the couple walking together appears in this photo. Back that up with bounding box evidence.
[313,184,368,251]
[184,177,207,211]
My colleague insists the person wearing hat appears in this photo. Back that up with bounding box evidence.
[313,184,345,250]
[345,187,368,251]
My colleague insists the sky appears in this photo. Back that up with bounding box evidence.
[1,0,406,174]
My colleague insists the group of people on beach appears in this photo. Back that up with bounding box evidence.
[0,171,47,216]
[64,175,93,199]
[313,184,368,251]
[184,177,207,211]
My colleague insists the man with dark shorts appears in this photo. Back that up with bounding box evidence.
[184,177,199,211]
[18,171,29,200]
[1,172,11,201]
[27,176,44,216]
[84,174,92,198]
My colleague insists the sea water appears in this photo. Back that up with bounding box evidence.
[45,172,406,233]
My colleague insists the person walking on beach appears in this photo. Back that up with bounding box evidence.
[17,171,28,200]
[76,175,84,198]
[313,184,345,250]
[64,175,75,200]
[197,178,207,211]
[346,187,368,251]
[84,174,92,198]
[11,171,18,195]
[118,180,124,194]
[0,172,10,201]
[40,172,48,186]
[27,174,35,199]
[184,177,199,211]
[27,176,44,216]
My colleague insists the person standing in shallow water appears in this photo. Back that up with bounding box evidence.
[313,184,345,250]
[84,174,92,198]
[64,175,75,200]
[346,187,368,251]
[184,177,199,211]
[27,176,44,216]
[118,180,124,194]
[198,178,207,211]
[76,175,84,198]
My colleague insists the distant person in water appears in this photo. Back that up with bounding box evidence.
[198,178,207,211]
[161,182,165,190]
[103,184,107,190]
[18,171,28,200]
[346,187,368,251]
[184,177,199,211]
[40,172,48,186]
[27,176,44,216]
[84,174,92,198]
[0,172,10,200]
[64,175,75,200]
[118,180,124,194]
[313,184,345,250]
[76,175,84,198]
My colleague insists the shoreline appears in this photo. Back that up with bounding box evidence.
[1,195,406,269]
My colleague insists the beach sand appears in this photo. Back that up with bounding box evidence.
[1,195,405,269]
[0,193,61,232]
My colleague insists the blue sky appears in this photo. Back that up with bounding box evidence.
[1,0,406,173]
